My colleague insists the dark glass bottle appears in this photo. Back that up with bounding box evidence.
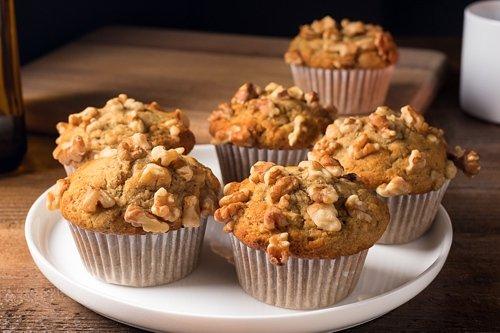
[0,0,26,173]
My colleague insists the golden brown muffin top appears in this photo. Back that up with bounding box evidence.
[309,105,480,196]
[208,82,336,149]
[214,160,389,264]
[47,137,220,235]
[285,16,398,69]
[53,94,195,168]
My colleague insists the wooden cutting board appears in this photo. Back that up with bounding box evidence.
[21,26,446,143]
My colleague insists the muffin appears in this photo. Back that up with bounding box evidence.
[53,94,195,175]
[214,159,389,309]
[208,82,336,184]
[309,105,480,244]
[285,16,398,115]
[47,136,220,286]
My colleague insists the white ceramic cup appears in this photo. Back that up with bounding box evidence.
[460,1,500,124]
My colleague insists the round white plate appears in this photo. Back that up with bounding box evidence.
[25,145,453,333]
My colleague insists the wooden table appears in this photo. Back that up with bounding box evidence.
[1,28,499,332]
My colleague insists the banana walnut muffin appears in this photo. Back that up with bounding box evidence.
[214,159,389,264]
[47,135,220,234]
[53,94,195,169]
[208,82,336,149]
[285,15,398,69]
[309,105,480,197]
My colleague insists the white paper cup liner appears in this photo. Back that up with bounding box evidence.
[215,144,308,184]
[229,234,368,310]
[67,218,207,287]
[63,165,76,176]
[290,64,395,115]
[378,180,450,244]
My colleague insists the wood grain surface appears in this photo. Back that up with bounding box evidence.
[1,28,499,332]
[22,26,445,143]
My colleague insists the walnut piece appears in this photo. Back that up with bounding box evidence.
[150,146,184,167]
[348,133,380,159]
[81,188,116,213]
[400,105,428,133]
[139,163,172,188]
[267,176,299,204]
[306,203,342,232]
[288,115,306,146]
[263,207,288,231]
[406,149,426,173]
[376,176,411,197]
[53,135,87,165]
[447,146,481,177]
[181,195,201,227]
[151,187,181,222]
[219,189,251,206]
[232,83,260,104]
[263,165,288,186]
[249,161,274,183]
[345,194,372,222]
[266,232,291,265]
[307,184,338,204]
[124,204,169,233]
[46,179,69,210]
[214,203,246,225]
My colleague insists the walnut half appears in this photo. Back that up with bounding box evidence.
[266,232,291,265]
[124,204,169,233]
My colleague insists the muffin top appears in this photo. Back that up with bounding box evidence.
[208,82,336,149]
[285,16,398,69]
[53,94,196,167]
[309,105,481,196]
[214,159,389,264]
[47,135,220,235]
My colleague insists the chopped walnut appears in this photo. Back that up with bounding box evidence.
[306,203,342,232]
[139,163,172,188]
[219,189,251,206]
[130,133,152,151]
[267,176,299,204]
[307,184,338,204]
[181,195,201,227]
[304,91,319,105]
[287,86,304,100]
[316,154,344,177]
[214,202,246,224]
[345,194,372,222]
[46,179,69,210]
[431,170,446,190]
[299,160,335,181]
[124,204,169,233]
[223,182,241,195]
[369,111,389,129]
[53,136,87,165]
[249,161,275,183]
[150,146,184,167]
[400,105,428,133]
[288,115,306,146]
[82,188,116,213]
[348,133,380,159]
[263,207,288,231]
[232,83,260,104]
[266,233,290,265]
[151,187,181,222]
[406,150,426,173]
[263,165,288,186]
[376,176,411,197]
[447,146,481,177]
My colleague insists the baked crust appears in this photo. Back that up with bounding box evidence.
[309,105,480,196]
[53,94,195,168]
[47,139,220,235]
[208,82,336,149]
[214,160,389,263]
[285,16,398,69]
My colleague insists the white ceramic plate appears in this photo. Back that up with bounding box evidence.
[25,145,453,333]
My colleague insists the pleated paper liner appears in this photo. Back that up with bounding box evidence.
[215,144,308,184]
[378,180,450,244]
[68,218,207,287]
[230,234,368,310]
[290,64,394,115]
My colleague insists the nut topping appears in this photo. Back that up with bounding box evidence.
[376,176,411,197]
[124,204,169,233]
[266,233,290,265]
[306,203,342,232]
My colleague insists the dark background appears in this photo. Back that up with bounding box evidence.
[16,0,474,65]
